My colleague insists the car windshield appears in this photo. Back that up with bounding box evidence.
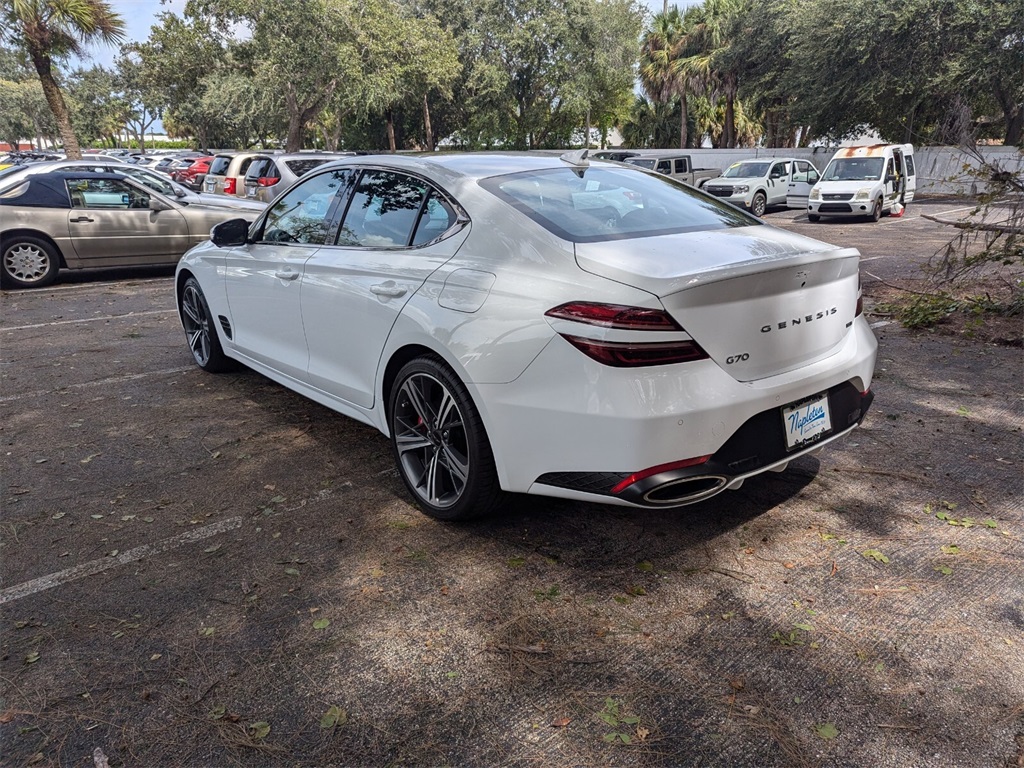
[481,166,757,243]
[823,157,885,181]
[119,166,181,197]
[722,162,771,178]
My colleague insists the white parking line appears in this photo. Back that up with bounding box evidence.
[2,309,177,332]
[0,365,194,403]
[0,516,243,606]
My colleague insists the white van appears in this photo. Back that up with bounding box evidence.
[806,144,916,222]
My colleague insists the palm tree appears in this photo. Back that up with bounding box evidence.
[5,0,125,159]
[685,0,743,148]
[639,9,690,148]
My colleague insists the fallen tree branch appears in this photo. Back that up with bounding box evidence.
[919,213,1024,236]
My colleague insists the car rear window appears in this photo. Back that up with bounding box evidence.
[480,166,757,243]
[284,158,332,177]
[245,158,277,180]
[208,155,233,176]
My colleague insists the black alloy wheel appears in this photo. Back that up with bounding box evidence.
[389,356,503,521]
[180,276,235,372]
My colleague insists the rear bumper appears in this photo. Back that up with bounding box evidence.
[536,383,871,507]
[473,317,877,505]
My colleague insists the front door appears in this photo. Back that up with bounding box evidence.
[64,177,190,264]
[223,168,352,381]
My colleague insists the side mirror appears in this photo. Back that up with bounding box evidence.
[211,218,250,247]
[150,197,172,211]
[886,174,898,183]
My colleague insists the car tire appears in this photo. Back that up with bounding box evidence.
[807,214,820,223]
[389,356,503,521]
[180,276,235,372]
[1,235,60,289]
[869,197,882,222]
[751,191,767,217]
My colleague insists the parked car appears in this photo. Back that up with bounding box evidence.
[204,152,264,197]
[172,155,214,190]
[807,144,917,222]
[703,157,816,216]
[621,152,720,188]
[174,152,877,521]
[0,160,268,214]
[0,171,263,289]
[242,153,340,203]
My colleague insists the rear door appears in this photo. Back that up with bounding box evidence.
[301,169,468,408]
[902,145,916,202]
[786,161,818,209]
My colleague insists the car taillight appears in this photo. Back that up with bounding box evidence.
[546,302,708,367]
[545,302,682,330]
[224,178,236,194]
[855,273,863,316]
[257,177,279,187]
[560,336,708,367]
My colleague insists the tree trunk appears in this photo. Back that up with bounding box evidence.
[678,94,688,149]
[423,94,433,152]
[30,53,81,159]
[386,108,397,152]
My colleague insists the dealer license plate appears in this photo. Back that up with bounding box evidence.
[782,394,832,450]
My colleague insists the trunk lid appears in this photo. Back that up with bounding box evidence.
[575,225,861,381]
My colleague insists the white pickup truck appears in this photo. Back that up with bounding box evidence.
[618,152,721,188]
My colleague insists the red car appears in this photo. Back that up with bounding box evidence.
[172,155,214,190]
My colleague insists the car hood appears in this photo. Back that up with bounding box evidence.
[706,176,762,186]
[574,224,856,298]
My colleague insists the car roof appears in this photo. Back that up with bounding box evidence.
[316,152,615,183]
[1,171,136,207]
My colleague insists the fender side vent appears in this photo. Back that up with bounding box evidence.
[218,315,233,339]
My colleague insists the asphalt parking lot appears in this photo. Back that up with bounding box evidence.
[1,199,1021,767]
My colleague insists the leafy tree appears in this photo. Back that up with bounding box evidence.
[66,66,127,147]
[127,11,228,149]
[115,52,164,152]
[2,0,124,158]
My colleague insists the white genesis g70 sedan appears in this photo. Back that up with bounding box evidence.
[175,152,877,520]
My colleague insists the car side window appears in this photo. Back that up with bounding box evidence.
[337,171,429,248]
[656,160,672,174]
[791,162,810,182]
[120,167,175,196]
[66,178,150,209]
[410,193,458,246]
[905,155,915,177]
[258,169,352,245]
[771,161,789,178]
[674,158,688,174]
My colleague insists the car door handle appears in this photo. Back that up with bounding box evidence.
[70,216,94,223]
[370,283,407,298]
[274,269,299,281]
